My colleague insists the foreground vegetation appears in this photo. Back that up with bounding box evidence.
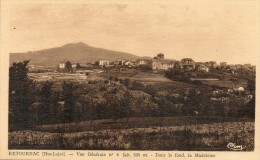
[9,121,254,150]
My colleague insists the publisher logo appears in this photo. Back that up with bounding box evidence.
[227,142,246,151]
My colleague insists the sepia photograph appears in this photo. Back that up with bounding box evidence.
[1,0,259,158]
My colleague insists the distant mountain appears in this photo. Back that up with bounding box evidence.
[10,42,139,65]
[138,56,152,60]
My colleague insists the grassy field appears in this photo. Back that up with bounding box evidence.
[33,116,253,133]
[29,69,172,84]
[9,121,254,150]
[202,80,247,89]
[100,70,171,83]
[28,71,105,82]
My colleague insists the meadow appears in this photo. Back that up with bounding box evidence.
[99,69,172,83]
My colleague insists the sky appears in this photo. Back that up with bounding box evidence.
[8,0,260,64]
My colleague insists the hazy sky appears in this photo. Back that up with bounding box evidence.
[8,0,259,64]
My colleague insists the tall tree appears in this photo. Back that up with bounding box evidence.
[61,81,78,122]
[65,61,73,73]
[9,60,35,131]
[37,81,59,124]
[121,91,133,121]
[245,97,255,119]
[247,79,255,93]
[75,63,81,70]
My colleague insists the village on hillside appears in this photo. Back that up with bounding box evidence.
[29,53,256,73]
[28,52,255,93]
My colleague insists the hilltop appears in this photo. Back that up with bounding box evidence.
[10,42,139,65]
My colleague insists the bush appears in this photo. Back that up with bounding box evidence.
[131,81,145,90]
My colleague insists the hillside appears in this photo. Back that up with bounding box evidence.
[10,42,139,65]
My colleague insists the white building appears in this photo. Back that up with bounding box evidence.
[59,62,66,69]
[181,58,195,71]
[136,59,149,65]
[220,62,227,68]
[99,59,109,66]
[152,61,174,70]
[151,53,174,71]
[198,65,209,72]
[72,64,77,68]
[233,86,245,92]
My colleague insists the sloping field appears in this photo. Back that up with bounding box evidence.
[202,80,247,88]
[127,72,172,83]
[100,70,171,83]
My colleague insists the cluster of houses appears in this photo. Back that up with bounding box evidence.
[220,62,255,72]
[58,62,77,69]
[209,86,254,104]
[57,53,255,73]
